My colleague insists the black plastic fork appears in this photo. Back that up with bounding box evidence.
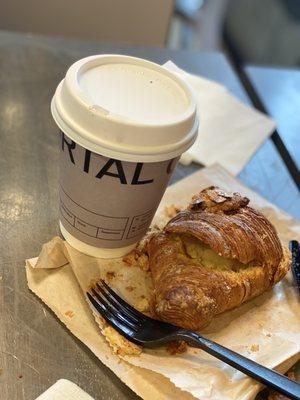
[87,280,300,400]
[290,240,300,295]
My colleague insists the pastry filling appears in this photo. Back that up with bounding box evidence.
[172,234,251,272]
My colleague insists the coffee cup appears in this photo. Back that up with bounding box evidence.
[51,55,198,258]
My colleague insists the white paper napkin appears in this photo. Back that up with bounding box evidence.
[164,62,275,175]
[35,379,94,400]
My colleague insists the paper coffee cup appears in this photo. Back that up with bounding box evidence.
[51,55,198,258]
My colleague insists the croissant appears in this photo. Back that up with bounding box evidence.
[147,186,291,330]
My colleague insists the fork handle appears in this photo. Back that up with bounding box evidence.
[178,331,300,399]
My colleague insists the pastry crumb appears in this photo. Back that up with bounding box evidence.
[266,333,272,337]
[123,250,138,266]
[123,249,149,271]
[164,204,181,218]
[125,286,135,292]
[106,271,116,280]
[136,298,150,312]
[250,344,259,352]
[94,314,106,328]
[65,310,75,318]
[102,325,142,356]
[94,314,142,356]
[166,340,188,355]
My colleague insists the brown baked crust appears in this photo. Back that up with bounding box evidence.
[147,186,291,330]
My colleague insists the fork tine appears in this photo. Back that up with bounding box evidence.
[91,288,139,331]
[99,280,150,321]
[96,283,141,325]
[86,292,137,340]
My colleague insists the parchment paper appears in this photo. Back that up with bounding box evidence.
[26,164,300,400]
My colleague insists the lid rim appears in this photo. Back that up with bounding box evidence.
[52,97,198,162]
[51,54,198,162]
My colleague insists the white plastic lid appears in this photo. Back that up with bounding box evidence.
[51,55,198,162]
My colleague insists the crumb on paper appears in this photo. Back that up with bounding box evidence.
[250,344,259,352]
[123,250,138,266]
[102,326,141,356]
[94,314,141,356]
[18,374,23,379]
[266,333,272,337]
[88,278,105,292]
[136,298,149,312]
[164,204,182,219]
[65,310,75,318]
[125,286,135,292]
[123,249,149,271]
[106,271,116,281]
[166,341,188,355]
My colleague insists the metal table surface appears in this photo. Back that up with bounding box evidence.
[0,30,299,400]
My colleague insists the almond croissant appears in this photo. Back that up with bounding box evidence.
[147,186,291,330]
